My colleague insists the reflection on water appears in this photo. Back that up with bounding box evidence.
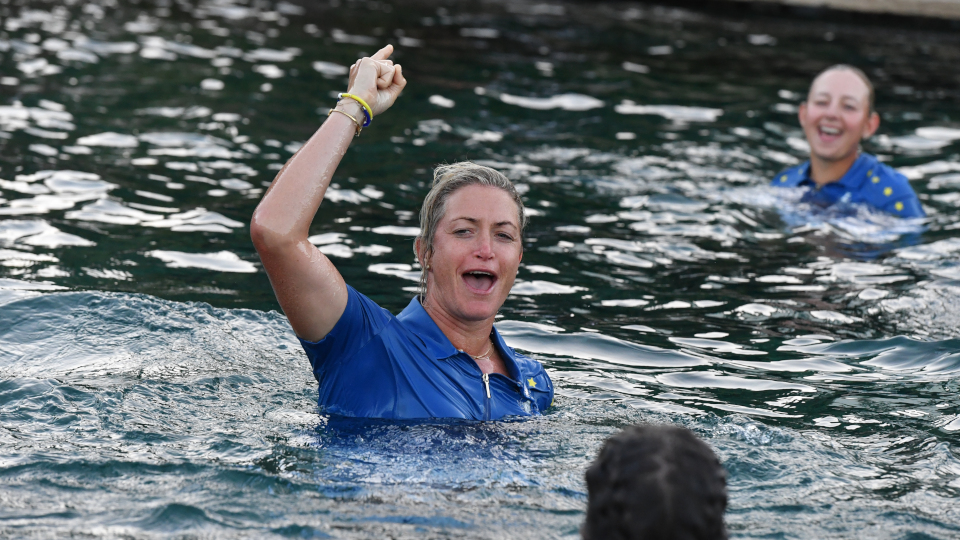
[2,0,960,538]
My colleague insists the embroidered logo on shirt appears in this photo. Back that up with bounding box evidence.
[527,378,537,388]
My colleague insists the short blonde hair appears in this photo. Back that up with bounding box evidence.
[810,64,875,112]
[414,162,526,299]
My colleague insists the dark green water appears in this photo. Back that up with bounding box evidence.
[2,0,960,538]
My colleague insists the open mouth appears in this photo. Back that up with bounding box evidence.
[462,270,497,293]
[818,125,841,139]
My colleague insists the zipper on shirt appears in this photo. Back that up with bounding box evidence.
[482,373,491,421]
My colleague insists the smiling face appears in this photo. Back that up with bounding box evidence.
[799,69,880,164]
[420,184,522,325]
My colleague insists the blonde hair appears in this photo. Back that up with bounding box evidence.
[414,162,526,300]
[810,64,875,112]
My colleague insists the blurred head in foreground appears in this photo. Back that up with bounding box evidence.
[582,424,728,540]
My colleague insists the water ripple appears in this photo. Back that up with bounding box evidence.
[1,0,959,537]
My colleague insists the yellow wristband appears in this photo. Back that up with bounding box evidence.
[338,93,373,127]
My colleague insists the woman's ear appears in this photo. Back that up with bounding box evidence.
[862,111,880,139]
[414,236,431,268]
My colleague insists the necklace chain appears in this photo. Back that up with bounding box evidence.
[471,341,493,362]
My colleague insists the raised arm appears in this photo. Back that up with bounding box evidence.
[250,45,406,341]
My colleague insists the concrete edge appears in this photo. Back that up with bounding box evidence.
[723,0,960,20]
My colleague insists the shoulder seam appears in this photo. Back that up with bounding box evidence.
[332,288,395,363]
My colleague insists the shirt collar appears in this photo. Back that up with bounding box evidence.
[833,153,874,190]
[397,296,522,379]
[801,153,874,189]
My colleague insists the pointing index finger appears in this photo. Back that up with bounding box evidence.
[371,44,394,61]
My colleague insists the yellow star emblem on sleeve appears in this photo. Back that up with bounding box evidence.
[527,378,537,388]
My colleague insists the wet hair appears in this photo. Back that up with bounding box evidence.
[582,424,728,540]
[414,161,526,300]
[809,64,875,112]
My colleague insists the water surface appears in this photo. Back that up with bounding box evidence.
[2,0,960,538]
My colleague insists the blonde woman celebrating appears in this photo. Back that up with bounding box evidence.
[250,45,553,420]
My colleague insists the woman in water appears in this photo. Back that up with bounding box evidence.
[250,45,553,420]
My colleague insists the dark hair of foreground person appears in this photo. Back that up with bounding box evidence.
[583,424,728,540]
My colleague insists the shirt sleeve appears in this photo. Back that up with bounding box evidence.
[771,170,792,187]
[298,285,391,380]
[770,164,806,188]
[880,193,924,218]
[875,168,926,219]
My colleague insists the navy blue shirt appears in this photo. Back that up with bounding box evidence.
[771,153,924,218]
[298,286,554,420]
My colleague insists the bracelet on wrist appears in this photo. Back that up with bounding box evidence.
[338,93,373,127]
[327,108,362,137]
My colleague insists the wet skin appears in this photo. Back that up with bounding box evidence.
[250,45,405,343]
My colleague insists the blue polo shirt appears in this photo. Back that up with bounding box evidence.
[771,153,924,218]
[298,286,554,420]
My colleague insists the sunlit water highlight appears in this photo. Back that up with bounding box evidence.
[1,0,960,538]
